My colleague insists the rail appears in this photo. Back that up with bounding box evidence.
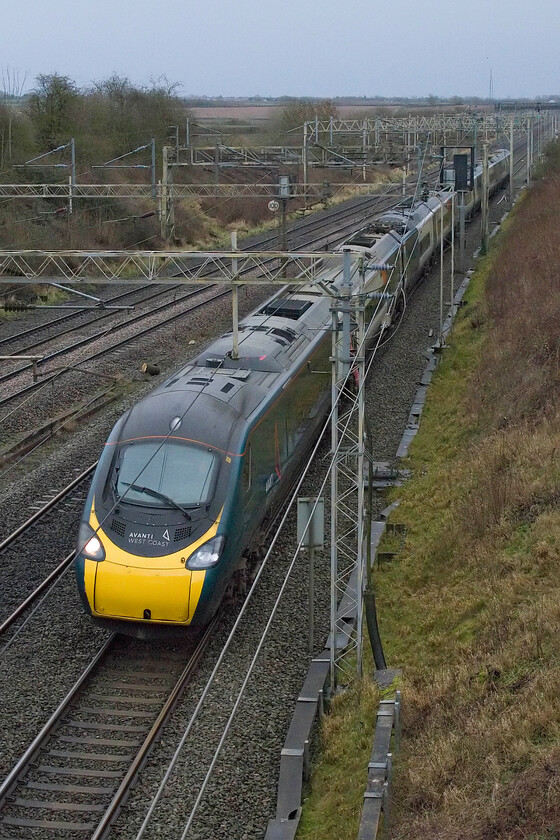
[0,635,116,808]
[355,195,517,839]
[0,618,217,836]
[0,462,96,553]
[265,189,518,839]
[0,551,74,636]
[90,616,218,840]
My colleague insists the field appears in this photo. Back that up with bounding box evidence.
[189,102,474,126]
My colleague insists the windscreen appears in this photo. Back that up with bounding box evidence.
[115,441,216,506]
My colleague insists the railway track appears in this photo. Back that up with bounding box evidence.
[0,192,408,428]
[0,187,400,356]
[0,141,531,630]
[0,127,532,365]
[1,142,516,418]
[0,464,96,635]
[0,137,544,838]
[0,282,215,396]
[0,151,530,637]
[0,620,216,838]
[0,284,157,353]
[0,186,411,470]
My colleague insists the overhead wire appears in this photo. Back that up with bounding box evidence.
[0,251,347,659]
[0,131,434,608]
[135,144,458,837]
[0,146,433,659]
[131,251,403,836]
[1,152,455,831]
[133,271,381,840]
[1,163,467,840]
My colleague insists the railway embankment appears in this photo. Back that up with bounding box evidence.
[299,143,560,840]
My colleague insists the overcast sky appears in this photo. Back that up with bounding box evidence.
[1,0,557,100]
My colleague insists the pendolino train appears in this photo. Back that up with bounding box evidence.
[75,149,509,634]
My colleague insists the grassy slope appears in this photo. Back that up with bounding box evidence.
[298,142,560,840]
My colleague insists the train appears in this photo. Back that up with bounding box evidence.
[75,148,510,635]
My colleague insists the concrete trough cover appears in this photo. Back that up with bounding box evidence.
[265,819,300,840]
[414,385,429,403]
[396,425,418,458]
[299,658,329,700]
[363,461,406,489]
[420,368,435,386]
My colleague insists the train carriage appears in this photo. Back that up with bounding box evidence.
[75,150,509,634]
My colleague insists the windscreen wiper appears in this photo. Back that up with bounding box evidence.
[120,482,192,519]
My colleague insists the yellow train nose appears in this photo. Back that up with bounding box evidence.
[93,561,203,623]
[83,506,218,626]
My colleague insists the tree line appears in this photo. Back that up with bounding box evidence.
[0,72,342,175]
[0,73,188,171]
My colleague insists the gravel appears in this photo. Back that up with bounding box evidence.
[0,188,511,839]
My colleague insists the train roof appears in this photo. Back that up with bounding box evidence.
[118,291,332,450]
[347,193,446,241]
[116,192,458,450]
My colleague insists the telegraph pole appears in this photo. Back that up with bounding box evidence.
[160,146,176,241]
[355,266,366,680]
[526,117,532,187]
[231,231,239,360]
[459,191,466,272]
[303,123,309,205]
[69,138,76,215]
[151,138,156,200]
[161,145,169,239]
[328,252,392,688]
[330,249,355,690]
[450,192,455,308]
[481,143,489,255]
[509,119,514,202]
[439,204,444,344]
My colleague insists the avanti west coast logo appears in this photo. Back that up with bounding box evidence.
[128,529,170,546]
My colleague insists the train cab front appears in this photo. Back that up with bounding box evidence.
[74,435,229,636]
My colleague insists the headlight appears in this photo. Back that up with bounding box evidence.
[78,522,106,561]
[186,536,225,570]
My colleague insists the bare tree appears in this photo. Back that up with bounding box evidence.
[27,74,79,150]
[0,65,28,164]
[275,99,340,139]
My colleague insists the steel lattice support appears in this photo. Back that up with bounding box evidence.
[0,182,382,200]
[330,250,367,687]
[0,249,337,287]
[305,112,548,138]
[0,240,373,691]
[1,112,553,204]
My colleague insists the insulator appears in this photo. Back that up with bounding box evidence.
[368,291,395,300]
[3,301,29,311]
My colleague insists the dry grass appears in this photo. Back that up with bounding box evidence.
[371,141,560,840]
[472,174,560,427]
[296,149,560,837]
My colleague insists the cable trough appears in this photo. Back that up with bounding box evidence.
[264,501,399,840]
[265,191,521,839]
[0,138,536,839]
